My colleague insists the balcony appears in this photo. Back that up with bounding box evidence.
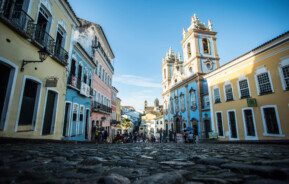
[54,45,68,65]
[0,7,34,39]
[33,24,55,54]
[92,101,112,114]
[0,5,68,66]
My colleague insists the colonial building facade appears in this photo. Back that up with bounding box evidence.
[162,14,220,139]
[0,0,79,139]
[205,31,289,141]
[63,43,96,141]
[76,19,115,139]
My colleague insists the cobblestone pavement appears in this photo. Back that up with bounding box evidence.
[1,142,289,184]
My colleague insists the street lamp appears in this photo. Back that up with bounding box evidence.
[21,47,49,72]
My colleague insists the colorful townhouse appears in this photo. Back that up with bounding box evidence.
[63,42,96,141]
[205,31,289,141]
[162,14,219,139]
[0,0,80,139]
[77,19,115,140]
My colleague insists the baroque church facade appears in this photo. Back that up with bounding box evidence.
[162,14,220,139]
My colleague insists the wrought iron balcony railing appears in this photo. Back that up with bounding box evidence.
[34,24,55,54]
[54,45,68,65]
[92,101,112,114]
[0,7,34,38]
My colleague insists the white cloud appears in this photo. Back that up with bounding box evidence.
[114,74,161,88]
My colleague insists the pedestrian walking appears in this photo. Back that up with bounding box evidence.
[173,131,177,143]
[169,130,173,142]
[159,128,163,143]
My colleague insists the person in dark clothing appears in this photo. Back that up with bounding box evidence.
[159,128,163,143]
[103,130,108,142]
[91,125,96,141]
[173,131,177,143]
[169,130,173,142]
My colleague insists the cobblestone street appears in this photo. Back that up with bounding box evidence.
[1,142,289,184]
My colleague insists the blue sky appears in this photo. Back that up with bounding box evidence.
[69,0,289,111]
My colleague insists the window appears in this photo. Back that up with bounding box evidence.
[202,95,210,109]
[239,79,250,99]
[261,106,280,135]
[202,38,210,54]
[99,65,102,78]
[175,96,179,112]
[190,89,197,110]
[170,97,174,114]
[243,109,256,137]
[79,106,84,122]
[72,104,78,121]
[225,84,233,101]
[216,112,224,136]
[187,43,191,58]
[180,93,185,112]
[256,72,272,95]
[281,65,289,90]
[164,69,166,79]
[213,88,221,103]
[95,60,98,75]
[228,110,238,139]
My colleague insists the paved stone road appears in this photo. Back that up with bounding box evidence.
[1,142,289,184]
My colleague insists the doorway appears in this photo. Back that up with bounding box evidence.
[204,120,211,138]
[85,109,89,139]
[42,90,58,135]
[62,102,71,136]
[0,61,15,130]
[175,118,181,133]
[18,78,41,130]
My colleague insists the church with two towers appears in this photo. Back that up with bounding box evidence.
[162,14,220,139]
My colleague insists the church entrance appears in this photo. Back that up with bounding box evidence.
[175,118,181,133]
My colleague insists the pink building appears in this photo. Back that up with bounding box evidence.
[77,19,115,140]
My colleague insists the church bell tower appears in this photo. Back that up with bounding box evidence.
[181,14,220,75]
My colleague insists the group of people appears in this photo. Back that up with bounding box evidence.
[157,129,197,143]
[91,126,109,143]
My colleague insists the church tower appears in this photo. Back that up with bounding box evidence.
[181,14,220,75]
[162,47,182,93]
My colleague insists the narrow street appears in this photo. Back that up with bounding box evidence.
[1,142,289,183]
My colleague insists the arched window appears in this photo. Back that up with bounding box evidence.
[187,43,192,58]
[202,38,210,54]
[164,69,166,79]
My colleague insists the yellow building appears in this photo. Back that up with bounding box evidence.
[0,0,80,139]
[205,31,289,141]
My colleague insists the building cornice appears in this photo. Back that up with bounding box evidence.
[205,31,289,79]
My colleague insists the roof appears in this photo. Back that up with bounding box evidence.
[206,30,289,78]
[62,0,81,26]
[78,18,115,59]
[74,42,96,68]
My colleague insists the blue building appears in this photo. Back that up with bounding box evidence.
[63,43,96,141]
[162,14,220,139]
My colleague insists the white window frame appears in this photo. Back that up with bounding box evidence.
[278,58,289,91]
[237,76,251,99]
[72,103,79,136]
[223,81,234,101]
[213,85,221,103]
[215,111,225,138]
[242,107,258,140]
[15,75,43,132]
[41,88,59,135]
[227,109,239,140]
[260,105,284,137]
[79,105,85,135]
[254,67,274,95]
